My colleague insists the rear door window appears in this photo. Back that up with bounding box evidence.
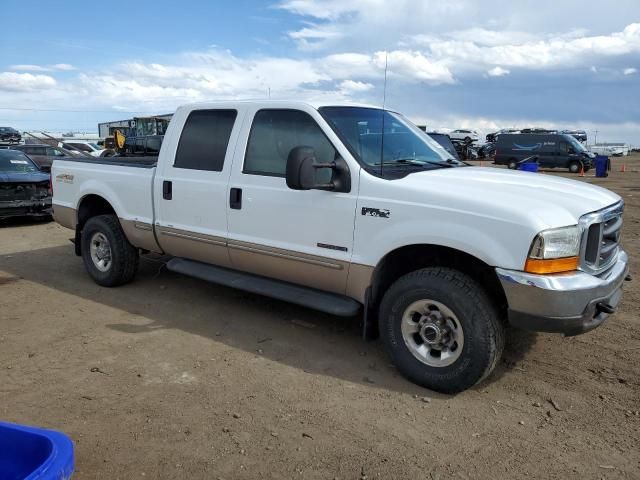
[174,109,237,171]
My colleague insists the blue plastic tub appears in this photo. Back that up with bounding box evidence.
[595,155,609,178]
[0,422,74,480]
[519,162,539,173]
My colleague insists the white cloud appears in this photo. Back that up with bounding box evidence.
[0,72,57,92]
[279,0,640,75]
[66,47,453,112]
[487,66,510,77]
[376,50,454,83]
[9,64,51,72]
[9,63,76,72]
[413,23,640,73]
[623,67,637,75]
[50,63,76,71]
[338,79,374,94]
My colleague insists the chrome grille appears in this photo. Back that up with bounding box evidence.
[579,201,624,275]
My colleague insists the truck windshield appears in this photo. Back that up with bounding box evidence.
[319,107,464,173]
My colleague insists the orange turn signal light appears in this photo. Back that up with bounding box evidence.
[524,256,579,274]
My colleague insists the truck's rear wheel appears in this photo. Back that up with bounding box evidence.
[81,214,139,287]
[507,159,518,169]
[379,267,504,394]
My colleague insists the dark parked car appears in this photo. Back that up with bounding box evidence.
[561,129,588,143]
[486,128,519,143]
[0,149,52,220]
[426,132,460,160]
[13,144,74,171]
[476,142,496,159]
[494,133,594,173]
[519,128,557,134]
[0,127,22,145]
[451,138,477,161]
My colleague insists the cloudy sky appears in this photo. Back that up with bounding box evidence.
[1,0,639,144]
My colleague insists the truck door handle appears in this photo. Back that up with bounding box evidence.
[163,180,172,200]
[229,187,242,209]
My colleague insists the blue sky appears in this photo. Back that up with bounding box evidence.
[1,0,639,144]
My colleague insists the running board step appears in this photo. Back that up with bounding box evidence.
[166,257,361,317]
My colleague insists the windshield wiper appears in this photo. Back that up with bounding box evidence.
[372,158,458,168]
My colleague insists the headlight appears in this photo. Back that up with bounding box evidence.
[524,226,581,274]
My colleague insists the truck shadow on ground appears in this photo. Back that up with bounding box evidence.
[0,216,53,228]
[0,245,537,396]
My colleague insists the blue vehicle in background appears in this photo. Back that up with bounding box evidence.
[0,149,52,221]
[494,133,594,173]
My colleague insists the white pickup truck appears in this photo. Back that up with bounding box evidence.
[52,101,630,393]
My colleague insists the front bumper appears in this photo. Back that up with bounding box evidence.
[497,250,629,336]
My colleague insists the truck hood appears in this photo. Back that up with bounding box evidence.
[394,166,621,229]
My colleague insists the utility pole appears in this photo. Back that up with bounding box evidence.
[593,130,598,145]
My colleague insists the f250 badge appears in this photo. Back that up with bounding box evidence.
[362,207,390,218]
[55,173,74,184]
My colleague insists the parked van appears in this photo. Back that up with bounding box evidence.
[494,133,594,173]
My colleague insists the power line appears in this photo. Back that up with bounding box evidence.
[0,107,157,114]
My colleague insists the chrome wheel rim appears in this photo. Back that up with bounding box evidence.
[90,232,112,272]
[401,299,464,367]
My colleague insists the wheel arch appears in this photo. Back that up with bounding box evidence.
[73,194,119,256]
[363,244,508,338]
[77,194,118,229]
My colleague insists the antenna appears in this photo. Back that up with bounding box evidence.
[380,52,389,176]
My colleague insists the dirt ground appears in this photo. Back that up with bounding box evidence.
[1,155,639,480]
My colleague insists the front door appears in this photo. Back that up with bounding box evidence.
[153,107,244,267]
[226,106,359,295]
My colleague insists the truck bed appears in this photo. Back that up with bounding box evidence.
[51,158,157,238]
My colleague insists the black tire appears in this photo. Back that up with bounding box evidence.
[379,267,505,394]
[568,161,581,173]
[81,214,139,287]
[464,136,471,142]
[507,159,518,170]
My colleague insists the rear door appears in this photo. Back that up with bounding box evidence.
[226,105,359,295]
[153,107,245,267]
[536,135,557,167]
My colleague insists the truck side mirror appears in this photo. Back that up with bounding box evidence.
[286,146,351,193]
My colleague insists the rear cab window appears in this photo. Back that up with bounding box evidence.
[174,109,237,172]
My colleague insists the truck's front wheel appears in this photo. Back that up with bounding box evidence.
[379,267,504,394]
[81,214,139,287]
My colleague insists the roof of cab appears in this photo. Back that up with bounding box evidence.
[177,99,382,111]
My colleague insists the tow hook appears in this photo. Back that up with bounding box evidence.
[596,302,615,315]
